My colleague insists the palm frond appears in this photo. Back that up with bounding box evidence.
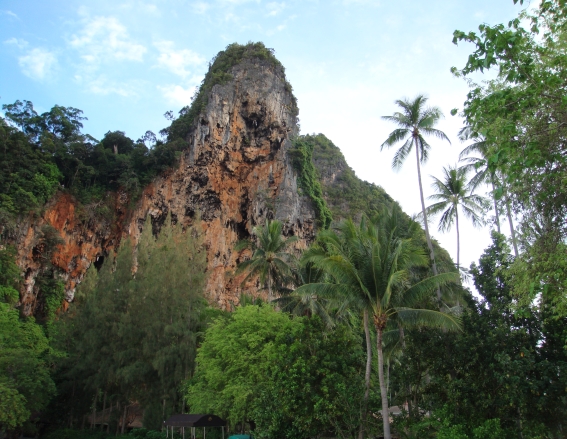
[391,138,413,170]
[397,271,460,308]
[420,127,451,145]
[395,308,462,332]
[380,128,410,150]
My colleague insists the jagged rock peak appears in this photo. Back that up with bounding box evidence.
[14,42,316,314]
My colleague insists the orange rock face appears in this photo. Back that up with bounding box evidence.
[13,58,316,315]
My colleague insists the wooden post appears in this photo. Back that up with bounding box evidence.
[107,401,112,432]
[91,389,98,430]
[101,390,107,430]
[121,404,128,434]
[115,402,121,436]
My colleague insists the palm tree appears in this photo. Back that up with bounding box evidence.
[276,263,348,325]
[425,165,487,268]
[293,207,461,439]
[458,127,519,256]
[235,219,298,301]
[381,95,451,301]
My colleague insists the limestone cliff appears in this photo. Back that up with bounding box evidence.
[13,55,316,315]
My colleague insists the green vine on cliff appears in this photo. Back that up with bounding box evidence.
[166,41,298,142]
[289,138,333,229]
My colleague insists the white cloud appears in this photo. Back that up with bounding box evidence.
[70,16,146,64]
[158,84,198,106]
[18,48,57,81]
[338,0,380,5]
[4,37,28,49]
[193,1,210,14]
[218,0,261,4]
[2,10,19,19]
[141,3,159,14]
[266,2,285,16]
[154,41,205,78]
[81,75,143,97]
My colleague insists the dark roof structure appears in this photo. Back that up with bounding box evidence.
[164,414,226,428]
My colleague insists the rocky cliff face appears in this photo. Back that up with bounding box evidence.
[13,57,316,314]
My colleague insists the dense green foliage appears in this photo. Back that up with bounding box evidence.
[0,247,56,435]
[0,100,184,221]
[253,316,365,439]
[50,216,208,432]
[289,136,333,228]
[165,42,298,143]
[186,305,296,430]
[186,305,366,439]
[390,234,567,437]
[0,115,62,228]
[452,0,567,316]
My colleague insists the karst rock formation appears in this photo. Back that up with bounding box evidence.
[12,56,316,315]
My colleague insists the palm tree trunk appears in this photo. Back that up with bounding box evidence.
[267,271,272,302]
[498,180,519,256]
[415,140,441,301]
[505,196,519,257]
[376,327,391,439]
[490,177,501,234]
[455,205,460,269]
[359,309,372,439]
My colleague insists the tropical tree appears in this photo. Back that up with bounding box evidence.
[380,95,451,301]
[294,207,461,439]
[273,262,336,324]
[425,165,487,268]
[458,127,519,256]
[235,219,298,301]
[453,0,567,313]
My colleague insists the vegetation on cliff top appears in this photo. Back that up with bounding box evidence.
[0,102,182,232]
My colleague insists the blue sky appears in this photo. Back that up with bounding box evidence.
[0,0,524,276]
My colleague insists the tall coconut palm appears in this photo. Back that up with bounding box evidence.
[293,207,461,439]
[235,219,298,301]
[458,127,519,256]
[425,165,487,268]
[381,95,451,301]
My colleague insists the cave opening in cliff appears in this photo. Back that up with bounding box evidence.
[93,255,105,271]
